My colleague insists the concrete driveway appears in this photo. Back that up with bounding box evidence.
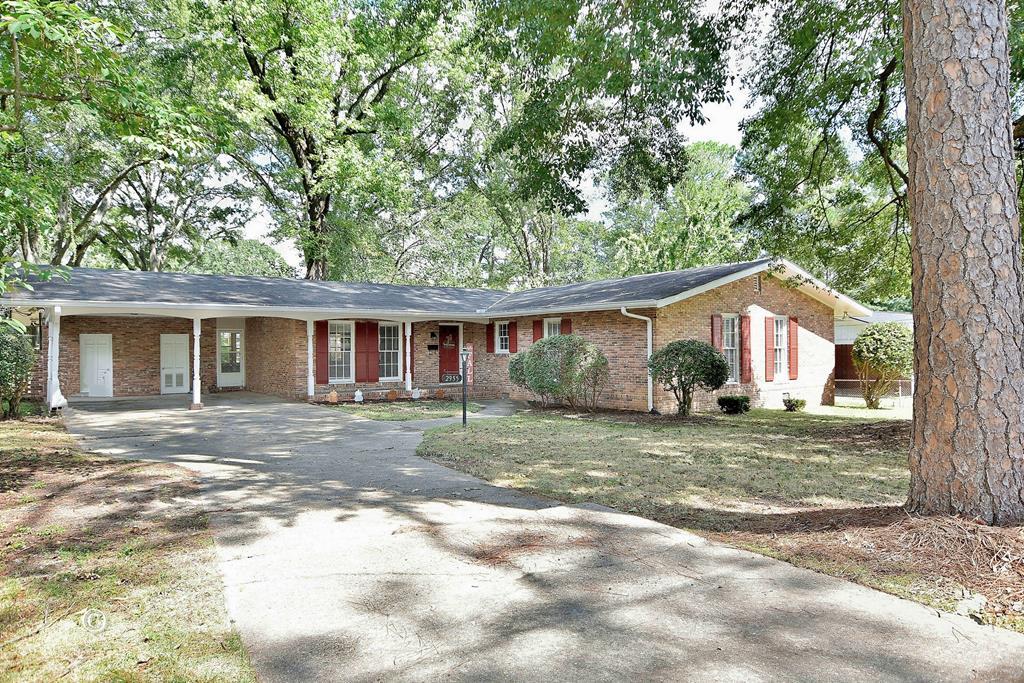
[66,393,1024,682]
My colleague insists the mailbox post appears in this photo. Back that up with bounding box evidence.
[459,347,471,427]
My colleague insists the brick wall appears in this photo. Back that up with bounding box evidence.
[54,316,217,397]
[472,311,653,411]
[245,317,308,400]
[653,273,835,413]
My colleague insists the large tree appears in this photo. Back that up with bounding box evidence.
[903,0,1024,523]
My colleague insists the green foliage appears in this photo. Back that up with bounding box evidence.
[649,340,729,416]
[717,395,751,415]
[508,353,527,391]
[607,142,750,276]
[516,335,609,410]
[0,331,35,419]
[852,322,913,409]
[186,239,297,278]
[782,397,807,412]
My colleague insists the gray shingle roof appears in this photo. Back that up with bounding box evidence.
[485,259,771,313]
[8,258,774,316]
[13,267,507,314]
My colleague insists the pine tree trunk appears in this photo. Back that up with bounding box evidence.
[903,0,1024,523]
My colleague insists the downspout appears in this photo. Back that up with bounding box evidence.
[620,307,654,413]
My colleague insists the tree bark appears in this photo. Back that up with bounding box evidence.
[903,0,1024,523]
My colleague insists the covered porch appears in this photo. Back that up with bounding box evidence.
[34,305,497,411]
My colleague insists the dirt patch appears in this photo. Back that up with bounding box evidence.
[0,417,255,681]
[470,530,597,566]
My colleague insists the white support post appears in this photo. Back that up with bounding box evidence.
[46,306,67,411]
[403,321,413,392]
[306,320,315,399]
[190,317,203,409]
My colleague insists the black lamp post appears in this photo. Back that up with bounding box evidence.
[459,346,471,427]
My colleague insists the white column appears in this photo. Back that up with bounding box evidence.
[191,317,202,408]
[403,321,413,392]
[306,320,315,398]
[46,306,67,411]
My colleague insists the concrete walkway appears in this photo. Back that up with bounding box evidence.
[66,393,1024,682]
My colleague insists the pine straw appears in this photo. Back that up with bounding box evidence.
[720,507,1024,628]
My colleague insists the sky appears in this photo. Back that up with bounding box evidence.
[244,86,752,273]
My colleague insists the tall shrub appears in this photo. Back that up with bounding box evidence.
[648,340,729,416]
[513,334,609,410]
[0,332,35,419]
[852,322,913,409]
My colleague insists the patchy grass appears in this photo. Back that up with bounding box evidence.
[0,416,256,682]
[330,399,484,421]
[417,408,1024,632]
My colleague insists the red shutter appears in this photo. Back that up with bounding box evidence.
[711,314,723,351]
[740,315,752,384]
[533,320,543,342]
[764,316,775,382]
[508,321,518,353]
[789,317,799,380]
[354,321,379,383]
[315,320,329,385]
[486,323,495,353]
[561,318,572,334]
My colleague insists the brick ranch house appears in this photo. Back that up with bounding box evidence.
[5,258,869,414]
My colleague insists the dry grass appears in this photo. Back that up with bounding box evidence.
[417,409,1024,632]
[0,414,256,682]
[330,399,484,421]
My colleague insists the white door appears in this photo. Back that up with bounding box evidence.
[160,334,190,394]
[80,334,113,397]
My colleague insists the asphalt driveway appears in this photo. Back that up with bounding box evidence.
[66,393,1024,682]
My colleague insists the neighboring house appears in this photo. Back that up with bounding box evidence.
[4,258,869,414]
[834,311,914,381]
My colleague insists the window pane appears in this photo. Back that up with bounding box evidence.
[723,317,739,382]
[379,323,400,379]
[497,322,510,351]
[219,331,242,373]
[774,318,787,377]
[329,322,352,381]
[546,320,561,337]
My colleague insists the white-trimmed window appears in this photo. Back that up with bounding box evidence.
[219,331,242,374]
[722,314,739,383]
[328,321,354,383]
[544,318,561,337]
[378,322,401,381]
[774,316,789,379]
[496,321,510,353]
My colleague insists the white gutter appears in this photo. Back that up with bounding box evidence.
[620,307,654,413]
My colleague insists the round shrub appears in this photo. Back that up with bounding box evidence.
[648,340,729,416]
[717,395,750,415]
[514,334,609,410]
[852,322,913,409]
[508,352,528,390]
[0,331,35,419]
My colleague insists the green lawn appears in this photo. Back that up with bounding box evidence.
[0,417,256,681]
[417,407,1024,632]
[332,399,484,421]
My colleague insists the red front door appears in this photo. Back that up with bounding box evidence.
[438,325,460,382]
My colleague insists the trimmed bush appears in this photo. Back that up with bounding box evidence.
[649,340,729,416]
[717,395,751,415]
[513,334,609,410]
[852,322,913,409]
[508,352,528,391]
[0,331,35,420]
[782,397,807,412]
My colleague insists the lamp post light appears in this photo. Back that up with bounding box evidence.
[459,347,471,427]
